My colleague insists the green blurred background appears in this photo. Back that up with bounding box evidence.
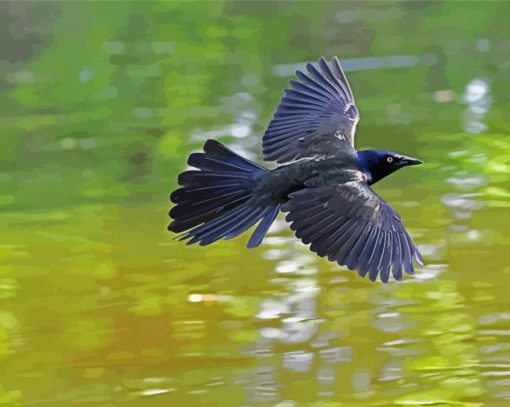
[1,1,510,406]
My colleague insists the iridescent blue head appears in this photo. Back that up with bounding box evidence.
[357,150,423,185]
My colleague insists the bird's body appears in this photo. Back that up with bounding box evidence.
[169,57,424,282]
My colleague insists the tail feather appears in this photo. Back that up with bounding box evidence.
[188,152,259,174]
[247,205,281,248]
[202,140,266,172]
[191,205,266,246]
[171,185,243,205]
[177,171,247,187]
[187,203,256,246]
[168,139,279,247]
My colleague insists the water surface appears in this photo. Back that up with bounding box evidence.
[1,1,510,406]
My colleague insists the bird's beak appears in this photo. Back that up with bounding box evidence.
[401,156,423,166]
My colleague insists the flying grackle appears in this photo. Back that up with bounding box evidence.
[168,57,424,283]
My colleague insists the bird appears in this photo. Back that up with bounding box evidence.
[168,56,424,283]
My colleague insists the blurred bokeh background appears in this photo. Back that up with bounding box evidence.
[1,1,510,406]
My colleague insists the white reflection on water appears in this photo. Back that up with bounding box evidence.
[479,312,510,326]
[256,277,321,344]
[412,264,447,281]
[319,346,353,363]
[442,193,484,211]
[440,75,492,244]
[283,350,314,372]
[442,74,492,244]
[247,242,350,402]
[249,366,279,403]
[373,310,414,334]
[462,78,491,134]
[378,337,423,358]
[445,173,487,190]
[140,388,174,397]
[378,359,403,382]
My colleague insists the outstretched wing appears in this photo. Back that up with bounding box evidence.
[285,181,423,283]
[263,56,359,164]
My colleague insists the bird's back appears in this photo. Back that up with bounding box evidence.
[252,147,360,207]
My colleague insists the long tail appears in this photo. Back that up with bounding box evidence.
[168,139,280,248]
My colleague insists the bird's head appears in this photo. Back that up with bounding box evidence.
[357,149,423,185]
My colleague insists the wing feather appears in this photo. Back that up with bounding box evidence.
[263,57,360,163]
[285,181,423,283]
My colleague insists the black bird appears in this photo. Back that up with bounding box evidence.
[168,56,424,283]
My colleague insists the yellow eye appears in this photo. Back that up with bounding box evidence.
[387,157,394,163]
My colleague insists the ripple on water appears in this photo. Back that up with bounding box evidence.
[283,350,314,372]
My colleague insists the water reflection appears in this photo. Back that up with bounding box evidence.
[243,227,458,404]
[463,78,492,135]
[440,74,493,248]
